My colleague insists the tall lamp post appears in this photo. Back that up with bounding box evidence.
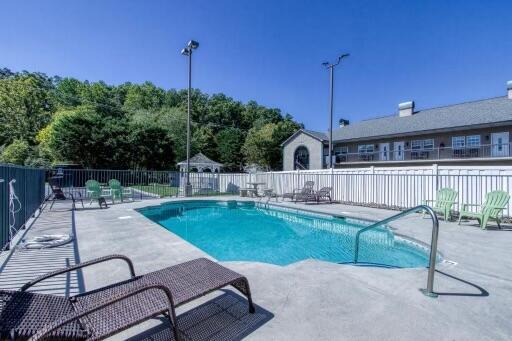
[181,40,199,196]
[322,53,349,169]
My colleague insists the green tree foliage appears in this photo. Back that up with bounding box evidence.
[217,127,245,171]
[128,122,175,170]
[1,67,303,170]
[123,81,166,112]
[242,119,301,170]
[192,126,218,160]
[0,139,31,165]
[0,73,55,146]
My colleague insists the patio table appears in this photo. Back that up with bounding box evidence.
[246,182,266,197]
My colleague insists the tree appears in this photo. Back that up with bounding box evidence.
[0,74,55,146]
[242,119,301,170]
[123,81,166,112]
[0,139,30,165]
[1,67,303,170]
[192,126,218,160]
[128,122,175,170]
[217,127,245,171]
[47,106,131,168]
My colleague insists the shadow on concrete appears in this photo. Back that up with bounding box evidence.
[126,290,273,341]
[0,202,85,296]
[434,270,489,297]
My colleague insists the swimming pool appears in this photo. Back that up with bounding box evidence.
[137,200,435,268]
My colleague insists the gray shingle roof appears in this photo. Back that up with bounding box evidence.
[177,152,222,166]
[331,96,512,142]
[304,129,328,141]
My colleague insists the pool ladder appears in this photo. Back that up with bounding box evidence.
[353,205,440,298]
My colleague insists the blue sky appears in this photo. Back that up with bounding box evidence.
[1,0,511,131]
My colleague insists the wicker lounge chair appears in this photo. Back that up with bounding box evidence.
[0,255,255,340]
[282,181,315,201]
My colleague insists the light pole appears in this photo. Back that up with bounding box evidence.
[181,40,199,196]
[322,53,349,169]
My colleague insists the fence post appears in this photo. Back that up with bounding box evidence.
[432,163,439,192]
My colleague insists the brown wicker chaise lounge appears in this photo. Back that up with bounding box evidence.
[0,255,255,340]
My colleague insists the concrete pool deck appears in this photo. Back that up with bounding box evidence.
[1,196,511,340]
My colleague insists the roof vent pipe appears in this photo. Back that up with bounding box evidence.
[507,80,512,99]
[398,101,415,117]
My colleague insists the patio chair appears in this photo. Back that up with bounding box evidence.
[108,179,134,203]
[48,176,84,210]
[282,181,315,201]
[295,187,332,204]
[458,190,510,229]
[423,188,458,221]
[314,187,332,203]
[0,255,255,341]
[85,180,112,208]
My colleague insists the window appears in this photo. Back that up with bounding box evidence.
[411,139,434,150]
[452,135,481,148]
[452,136,465,149]
[335,146,348,162]
[335,146,348,155]
[358,144,374,154]
[294,146,309,170]
[466,135,480,147]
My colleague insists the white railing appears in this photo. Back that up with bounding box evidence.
[334,142,512,164]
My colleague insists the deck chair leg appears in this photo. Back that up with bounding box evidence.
[165,306,180,341]
[496,218,502,229]
[50,197,56,210]
[231,278,256,313]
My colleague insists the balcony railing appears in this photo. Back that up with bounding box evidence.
[334,142,512,164]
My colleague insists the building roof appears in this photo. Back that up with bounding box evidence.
[331,96,512,142]
[177,152,223,166]
[281,129,328,146]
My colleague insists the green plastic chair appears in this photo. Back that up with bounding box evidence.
[458,190,510,229]
[85,179,112,206]
[108,179,133,202]
[423,188,458,221]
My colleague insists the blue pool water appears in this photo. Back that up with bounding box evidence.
[137,200,433,268]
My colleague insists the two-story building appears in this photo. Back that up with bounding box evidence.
[282,81,512,170]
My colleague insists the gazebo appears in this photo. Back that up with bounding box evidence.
[177,153,223,173]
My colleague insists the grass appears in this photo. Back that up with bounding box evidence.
[131,185,233,198]
[131,184,179,197]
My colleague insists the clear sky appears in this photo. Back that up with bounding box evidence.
[1,0,511,131]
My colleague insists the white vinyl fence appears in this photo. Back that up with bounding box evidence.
[186,165,512,217]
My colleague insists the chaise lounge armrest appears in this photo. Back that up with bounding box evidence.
[21,254,136,292]
[28,284,176,341]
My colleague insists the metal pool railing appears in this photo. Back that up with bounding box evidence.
[353,205,440,297]
[0,164,47,250]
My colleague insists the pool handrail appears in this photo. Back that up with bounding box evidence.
[353,205,440,297]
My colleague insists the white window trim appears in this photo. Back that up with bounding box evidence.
[466,135,481,147]
[452,136,466,149]
[411,139,434,151]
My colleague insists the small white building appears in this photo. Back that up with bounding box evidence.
[177,152,223,173]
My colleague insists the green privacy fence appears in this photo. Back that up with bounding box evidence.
[0,164,47,250]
